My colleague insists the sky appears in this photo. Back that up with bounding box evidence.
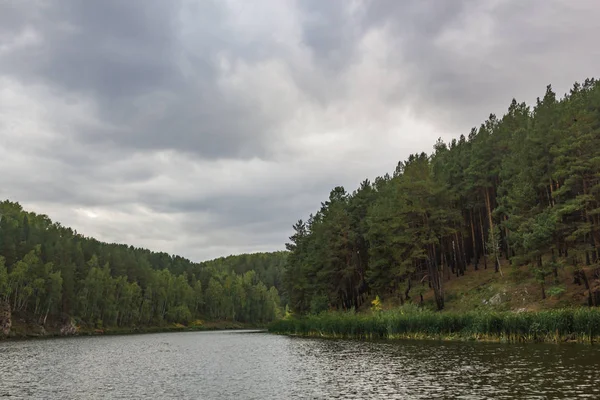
[1,0,599,262]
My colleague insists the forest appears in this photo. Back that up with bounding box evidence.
[0,200,286,332]
[284,78,600,315]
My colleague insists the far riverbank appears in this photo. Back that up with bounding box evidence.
[1,319,265,340]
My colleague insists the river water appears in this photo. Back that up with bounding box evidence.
[0,330,598,399]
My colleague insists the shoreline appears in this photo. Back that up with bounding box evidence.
[270,330,598,345]
[1,321,267,341]
[268,308,600,345]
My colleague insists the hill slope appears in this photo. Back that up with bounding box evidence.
[0,200,285,337]
[415,262,599,313]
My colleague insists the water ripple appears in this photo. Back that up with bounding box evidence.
[0,331,598,399]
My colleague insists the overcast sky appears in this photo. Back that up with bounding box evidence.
[1,0,598,261]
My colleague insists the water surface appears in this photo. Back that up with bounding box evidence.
[1,331,598,399]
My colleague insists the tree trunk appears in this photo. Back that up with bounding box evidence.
[541,281,546,300]
[459,232,468,275]
[470,209,479,269]
[428,244,444,310]
[484,188,494,240]
[586,250,591,266]
[578,268,594,307]
[12,286,18,310]
[538,256,545,300]
[552,252,558,282]
[43,306,50,326]
[503,214,511,260]
[583,178,600,261]
[496,249,503,276]
[454,233,465,276]
[479,209,487,270]
[443,249,450,278]
[484,187,502,274]
[404,278,411,301]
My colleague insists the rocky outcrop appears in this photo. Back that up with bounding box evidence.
[482,291,508,306]
[26,323,48,337]
[60,317,78,336]
[1,300,11,337]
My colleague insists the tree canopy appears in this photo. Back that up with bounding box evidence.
[285,78,600,313]
[0,201,285,328]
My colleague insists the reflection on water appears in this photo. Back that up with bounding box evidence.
[1,330,598,399]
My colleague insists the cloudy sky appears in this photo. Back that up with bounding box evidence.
[0,0,598,261]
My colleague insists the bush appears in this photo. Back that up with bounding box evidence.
[547,286,566,298]
[371,296,382,313]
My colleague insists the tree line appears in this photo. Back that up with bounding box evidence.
[285,78,600,314]
[0,200,285,328]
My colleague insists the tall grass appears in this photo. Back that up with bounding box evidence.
[268,307,600,343]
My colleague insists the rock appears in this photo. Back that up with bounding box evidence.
[489,293,503,305]
[28,324,48,337]
[0,301,11,337]
[60,318,78,336]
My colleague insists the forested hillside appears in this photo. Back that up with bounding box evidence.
[285,78,600,315]
[0,201,284,333]
[198,252,287,300]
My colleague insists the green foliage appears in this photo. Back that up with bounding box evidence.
[371,296,382,313]
[0,200,283,328]
[310,295,329,315]
[547,286,566,298]
[284,77,600,315]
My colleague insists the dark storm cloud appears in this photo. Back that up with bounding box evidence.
[0,0,181,96]
[0,0,284,159]
[1,0,599,261]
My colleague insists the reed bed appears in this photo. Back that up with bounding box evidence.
[268,308,600,343]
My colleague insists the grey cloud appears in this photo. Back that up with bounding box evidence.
[362,0,600,129]
[1,0,599,261]
[1,0,181,97]
[0,0,287,159]
[299,0,359,71]
[360,0,470,36]
[297,0,600,132]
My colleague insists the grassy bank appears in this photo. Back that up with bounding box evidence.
[269,308,600,344]
[3,319,264,340]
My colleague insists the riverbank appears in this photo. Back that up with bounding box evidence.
[269,308,600,344]
[2,319,265,340]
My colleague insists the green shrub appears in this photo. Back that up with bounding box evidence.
[547,285,566,298]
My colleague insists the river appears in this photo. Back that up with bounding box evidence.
[1,330,598,399]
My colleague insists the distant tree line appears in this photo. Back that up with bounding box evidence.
[285,78,600,314]
[0,200,285,328]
